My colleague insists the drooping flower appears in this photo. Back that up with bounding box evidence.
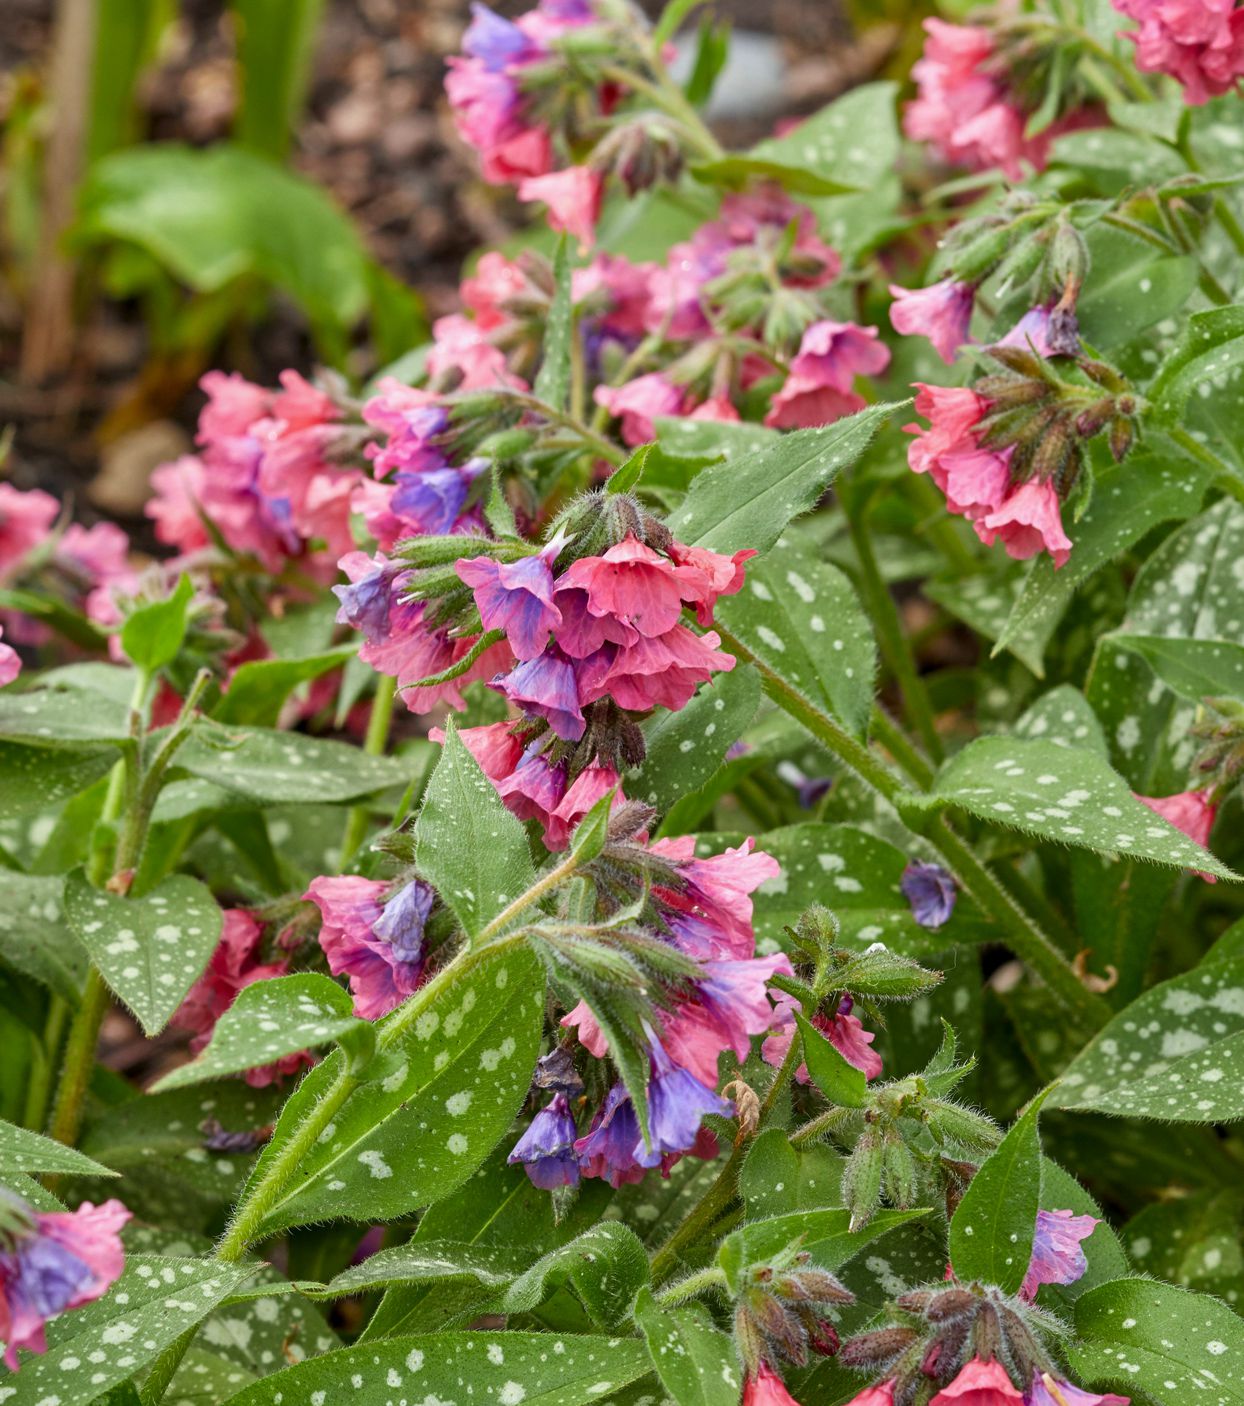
[763,993,883,1083]
[578,624,735,713]
[889,279,975,364]
[840,1385,896,1406]
[0,484,59,580]
[929,1357,1025,1405]
[976,480,1073,569]
[1114,0,1244,105]
[508,1093,581,1189]
[456,547,563,660]
[574,1083,650,1188]
[766,321,892,430]
[1027,1374,1129,1406]
[491,650,586,740]
[593,374,685,446]
[743,1361,804,1406]
[557,536,688,638]
[0,1195,131,1368]
[901,862,957,929]
[640,1035,733,1163]
[1021,1209,1100,1300]
[1135,789,1217,849]
[518,166,604,250]
[305,875,432,1020]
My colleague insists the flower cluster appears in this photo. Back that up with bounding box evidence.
[0,1193,130,1368]
[1114,0,1244,105]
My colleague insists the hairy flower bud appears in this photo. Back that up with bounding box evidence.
[840,1326,921,1370]
[842,1128,884,1232]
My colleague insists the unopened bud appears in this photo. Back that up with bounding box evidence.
[842,1129,884,1232]
[925,1101,1000,1152]
[1074,398,1116,440]
[882,1129,918,1210]
[926,1288,978,1322]
[840,1327,920,1370]
[780,1269,854,1305]
[1108,416,1135,463]
[971,1303,1002,1363]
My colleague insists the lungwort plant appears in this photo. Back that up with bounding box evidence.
[2,1,1244,1402]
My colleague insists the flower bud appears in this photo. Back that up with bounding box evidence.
[926,1288,978,1322]
[882,1128,918,1209]
[842,1128,884,1232]
[839,1326,920,1370]
[1108,415,1135,463]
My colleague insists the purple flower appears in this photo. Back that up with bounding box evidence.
[373,878,435,966]
[901,861,957,929]
[534,1045,584,1095]
[333,557,394,638]
[463,3,537,70]
[456,550,563,660]
[574,1084,649,1188]
[390,465,474,536]
[508,1093,580,1189]
[640,1038,732,1163]
[305,876,429,1020]
[1021,1208,1100,1300]
[491,651,585,740]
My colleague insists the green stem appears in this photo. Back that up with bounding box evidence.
[502,390,626,466]
[600,64,723,163]
[654,1265,728,1307]
[340,673,398,868]
[139,1327,198,1406]
[870,705,934,790]
[24,996,67,1132]
[474,851,584,945]
[1167,426,1244,507]
[846,496,944,763]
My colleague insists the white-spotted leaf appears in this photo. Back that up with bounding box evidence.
[635,1287,741,1406]
[0,1117,117,1180]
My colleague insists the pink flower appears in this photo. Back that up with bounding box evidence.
[1027,1374,1129,1406]
[518,167,604,251]
[1115,0,1244,105]
[743,1362,803,1406]
[456,547,563,660]
[0,1197,131,1367]
[1021,1208,1100,1300]
[930,1358,1025,1405]
[763,993,883,1083]
[557,536,688,638]
[659,953,793,1086]
[842,1386,896,1406]
[976,480,1072,568]
[577,623,735,713]
[495,748,568,837]
[305,875,431,1020]
[593,374,685,446]
[545,760,623,851]
[890,279,975,364]
[1135,789,1219,882]
[461,251,531,330]
[689,394,740,422]
[0,626,19,687]
[0,483,58,581]
[443,721,527,782]
[668,543,755,627]
[426,314,522,391]
[939,448,1013,523]
[650,835,780,959]
[766,321,892,429]
[146,455,212,555]
[561,999,610,1057]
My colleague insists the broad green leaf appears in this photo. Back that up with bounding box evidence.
[0,870,88,999]
[0,681,132,747]
[796,1011,868,1108]
[0,1117,116,1179]
[693,153,857,197]
[717,539,876,739]
[925,562,1024,647]
[631,663,761,812]
[0,1255,251,1400]
[929,736,1237,879]
[1013,685,1108,756]
[1075,222,1198,350]
[500,1223,651,1329]
[1148,303,1244,421]
[64,869,223,1035]
[417,719,536,938]
[635,1288,741,1406]
[1111,634,1244,705]
[0,742,116,821]
[120,573,194,671]
[1048,950,1244,1122]
[314,1240,525,1299]
[948,1089,1050,1294]
[534,235,573,411]
[1069,1278,1244,1405]
[248,943,544,1234]
[1124,1190,1244,1306]
[175,719,408,803]
[739,1129,845,1220]
[212,645,356,727]
[224,1332,651,1406]
[718,1207,930,1293]
[151,974,362,1091]
[165,1346,257,1404]
[994,453,1212,675]
[665,402,900,554]
[654,416,777,461]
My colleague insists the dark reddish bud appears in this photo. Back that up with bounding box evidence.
[896,1289,937,1313]
[1074,398,1116,439]
[926,1288,978,1322]
[840,1327,921,1369]
[1109,417,1135,463]
[921,1340,942,1376]
[971,1303,1002,1363]
[806,1318,841,1357]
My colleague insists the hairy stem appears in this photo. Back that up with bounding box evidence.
[340,672,398,868]
[654,1264,728,1307]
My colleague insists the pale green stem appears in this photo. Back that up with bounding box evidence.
[339,673,398,868]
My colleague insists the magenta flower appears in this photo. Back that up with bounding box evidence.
[668,543,755,627]
[305,875,431,1020]
[578,624,735,713]
[456,549,563,660]
[938,447,1013,524]
[551,585,641,657]
[763,993,883,1083]
[1021,1208,1100,1300]
[1115,0,1244,105]
[658,953,793,1086]
[976,480,1072,568]
[592,374,685,446]
[508,1093,580,1189]
[495,747,569,832]
[441,721,527,782]
[1028,1374,1129,1406]
[491,650,586,740]
[0,483,59,581]
[766,320,892,430]
[930,1357,1025,1404]
[518,166,604,252]
[901,861,958,929]
[889,279,975,364]
[1135,789,1219,882]
[840,1384,895,1406]
[544,760,622,851]
[744,1362,805,1406]
[557,536,688,638]
[426,313,523,392]
[0,1195,131,1368]
[0,626,18,687]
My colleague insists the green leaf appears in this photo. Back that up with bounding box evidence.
[606,442,652,497]
[500,1223,651,1329]
[151,974,362,1091]
[654,0,704,46]
[1111,634,1244,705]
[716,539,876,739]
[0,680,132,747]
[417,718,536,939]
[1069,1278,1244,1405]
[718,1207,930,1293]
[232,0,326,161]
[692,154,858,197]
[665,402,900,554]
[0,870,88,1000]
[223,1332,652,1406]
[534,234,573,411]
[120,573,195,672]
[1075,223,1198,351]
[0,1117,117,1180]
[635,1287,741,1406]
[796,1010,868,1108]
[569,787,615,862]
[948,1088,1051,1294]
[212,645,357,727]
[993,453,1212,675]
[739,1130,845,1220]
[0,1255,251,1398]
[631,663,761,812]
[929,736,1237,879]
[1048,949,1244,1122]
[1013,684,1109,756]
[63,868,224,1035]
[1124,1190,1244,1304]
[247,943,544,1234]
[1147,303,1244,421]
[175,719,408,803]
[313,1240,526,1299]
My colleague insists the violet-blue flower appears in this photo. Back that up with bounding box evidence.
[900,861,957,929]
[508,1093,580,1189]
